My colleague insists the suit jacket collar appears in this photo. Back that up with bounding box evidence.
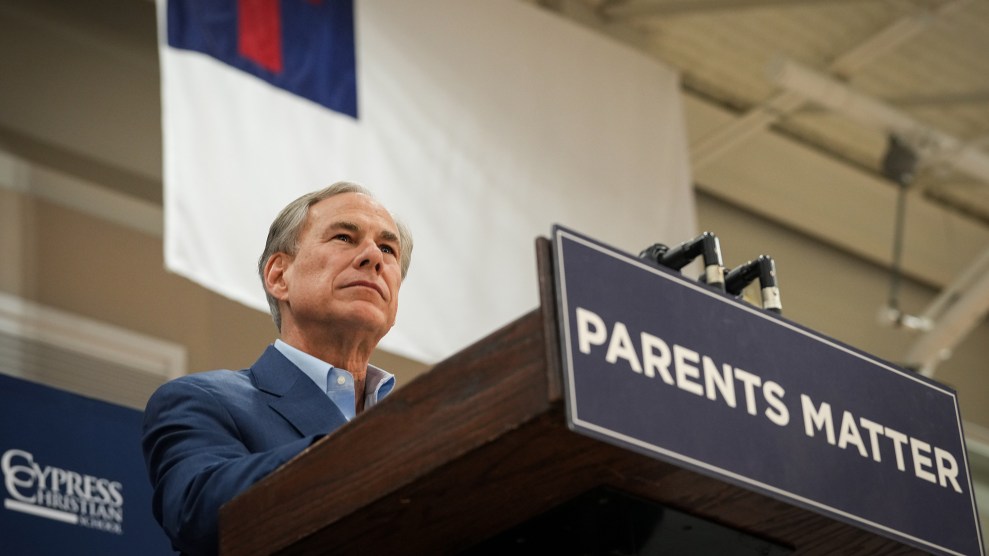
[250,344,348,437]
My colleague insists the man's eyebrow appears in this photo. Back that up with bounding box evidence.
[328,221,399,244]
[328,220,360,233]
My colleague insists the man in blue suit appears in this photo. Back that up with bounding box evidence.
[142,182,413,555]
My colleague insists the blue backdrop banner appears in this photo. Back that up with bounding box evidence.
[0,374,173,555]
[553,225,983,556]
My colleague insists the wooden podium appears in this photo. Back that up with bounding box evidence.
[219,238,923,555]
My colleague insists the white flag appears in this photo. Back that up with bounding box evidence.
[158,0,695,363]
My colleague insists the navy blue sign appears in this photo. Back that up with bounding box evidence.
[553,226,983,556]
[0,374,173,555]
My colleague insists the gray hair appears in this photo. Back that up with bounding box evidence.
[258,182,413,331]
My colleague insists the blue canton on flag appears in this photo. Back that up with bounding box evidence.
[167,0,358,118]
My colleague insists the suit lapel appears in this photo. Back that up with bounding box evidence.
[250,345,349,437]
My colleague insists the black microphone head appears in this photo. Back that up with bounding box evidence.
[638,243,670,266]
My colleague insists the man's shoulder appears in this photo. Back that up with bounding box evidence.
[177,368,252,387]
[145,345,303,412]
[149,368,254,404]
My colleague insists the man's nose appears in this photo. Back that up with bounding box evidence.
[356,240,383,272]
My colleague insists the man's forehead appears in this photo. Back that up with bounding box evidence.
[309,194,398,235]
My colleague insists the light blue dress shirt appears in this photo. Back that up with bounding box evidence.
[273,339,395,421]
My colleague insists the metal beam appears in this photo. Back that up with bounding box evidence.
[904,247,989,376]
[689,0,970,170]
[768,58,989,186]
[604,0,866,19]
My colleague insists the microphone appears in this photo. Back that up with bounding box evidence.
[724,255,782,314]
[639,232,725,291]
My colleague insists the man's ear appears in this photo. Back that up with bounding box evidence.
[264,253,292,301]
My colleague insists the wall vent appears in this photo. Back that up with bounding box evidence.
[0,292,185,410]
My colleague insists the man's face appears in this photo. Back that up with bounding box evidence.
[277,192,403,339]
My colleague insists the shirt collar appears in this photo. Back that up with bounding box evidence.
[275,339,329,393]
[273,339,395,400]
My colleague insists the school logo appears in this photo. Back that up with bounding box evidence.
[2,449,125,535]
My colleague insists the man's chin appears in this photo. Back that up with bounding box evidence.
[336,307,394,335]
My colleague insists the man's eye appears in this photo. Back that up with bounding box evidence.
[333,234,352,242]
[380,244,395,255]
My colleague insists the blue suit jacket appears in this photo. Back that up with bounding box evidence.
[142,345,348,555]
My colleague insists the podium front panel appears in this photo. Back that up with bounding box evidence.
[553,225,982,556]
